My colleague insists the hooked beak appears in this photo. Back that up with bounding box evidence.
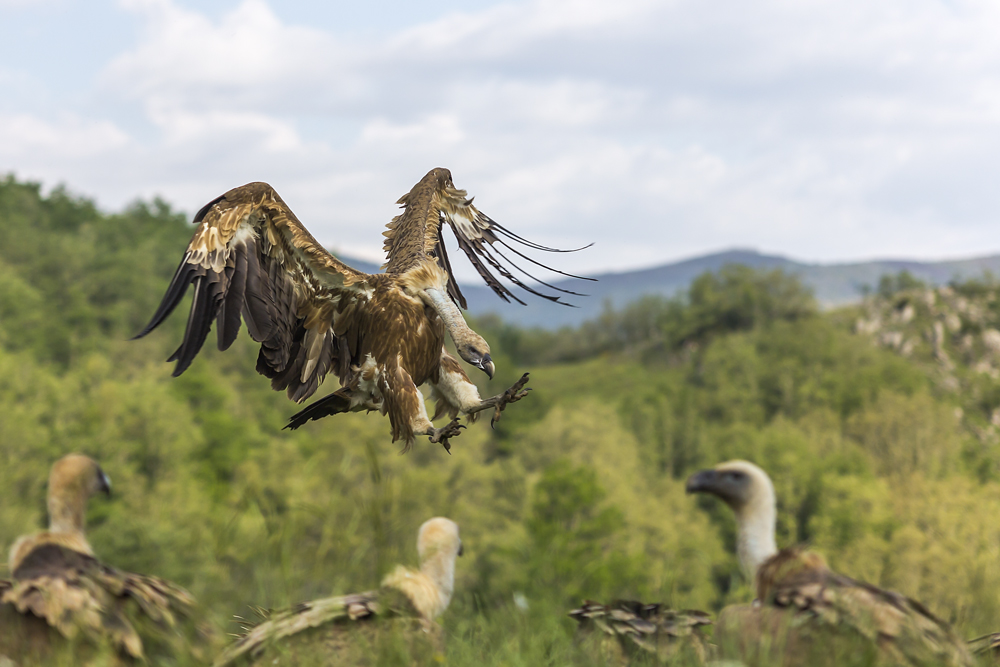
[477,354,495,380]
[685,469,718,495]
[98,468,112,497]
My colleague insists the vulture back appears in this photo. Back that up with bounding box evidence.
[0,543,211,665]
[714,546,975,667]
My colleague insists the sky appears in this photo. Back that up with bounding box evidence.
[2,0,1000,275]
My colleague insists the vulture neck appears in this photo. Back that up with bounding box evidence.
[733,486,778,583]
[419,546,456,616]
[423,287,478,347]
[48,486,89,537]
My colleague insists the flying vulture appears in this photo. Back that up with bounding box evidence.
[686,460,975,667]
[568,599,712,664]
[135,167,589,451]
[0,454,211,664]
[213,516,462,665]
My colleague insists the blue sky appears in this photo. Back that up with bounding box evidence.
[3,0,1000,275]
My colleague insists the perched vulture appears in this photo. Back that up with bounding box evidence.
[568,599,712,664]
[135,167,590,451]
[213,517,462,666]
[685,460,975,667]
[0,454,210,665]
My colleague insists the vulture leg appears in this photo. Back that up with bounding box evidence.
[463,373,531,427]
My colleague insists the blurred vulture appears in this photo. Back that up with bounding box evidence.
[213,517,463,666]
[968,633,1000,659]
[0,454,210,665]
[686,460,975,667]
[135,168,591,452]
[568,599,712,664]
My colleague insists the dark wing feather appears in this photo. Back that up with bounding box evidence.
[569,599,711,663]
[1,544,210,662]
[381,167,593,308]
[134,182,373,403]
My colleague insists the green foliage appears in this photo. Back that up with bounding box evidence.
[877,270,928,298]
[672,264,817,345]
[472,264,816,367]
[523,460,645,604]
[2,176,1000,665]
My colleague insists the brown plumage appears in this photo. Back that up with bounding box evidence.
[135,168,589,451]
[686,460,974,667]
[0,455,210,664]
[213,517,462,666]
[568,599,712,664]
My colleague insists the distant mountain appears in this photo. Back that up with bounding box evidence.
[334,249,1000,329]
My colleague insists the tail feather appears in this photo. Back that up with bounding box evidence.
[284,390,354,430]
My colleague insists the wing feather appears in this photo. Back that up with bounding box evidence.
[569,599,712,663]
[381,168,593,308]
[213,591,382,666]
[135,182,373,403]
[752,547,975,667]
[1,544,208,662]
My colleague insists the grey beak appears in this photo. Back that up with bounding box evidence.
[98,468,112,497]
[685,469,717,494]
[458,542,464,557]
[477,354,495,380]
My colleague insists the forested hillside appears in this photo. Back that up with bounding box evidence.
[3,176,1000,664]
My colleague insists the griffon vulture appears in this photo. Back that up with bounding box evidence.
[0,454,209,664]
[568,599,712,664]
[213,517,462,666]
[685,460,974,667]
[134,168,590,452]
[968,633,1000,659]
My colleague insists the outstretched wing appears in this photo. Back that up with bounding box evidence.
[754,547,974,667]
[1,544,208,662]
[382,167,593,308]
[134,182,374,403]
[214,587,420,666]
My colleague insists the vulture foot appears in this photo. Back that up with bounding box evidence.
[469,372,531,427]
[428,419,466,454]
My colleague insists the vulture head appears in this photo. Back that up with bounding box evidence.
[417,517,463,562]
[686,460,777,582]
[454,334,494,380]
[48,454,111,534]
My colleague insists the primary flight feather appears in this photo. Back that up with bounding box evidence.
[134,168,590,451]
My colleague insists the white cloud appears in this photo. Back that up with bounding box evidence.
[5,0,1000,276]
[0,113,129,159]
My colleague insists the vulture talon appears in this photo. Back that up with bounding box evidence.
[467,372,531,428]
[429,419,465,453]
